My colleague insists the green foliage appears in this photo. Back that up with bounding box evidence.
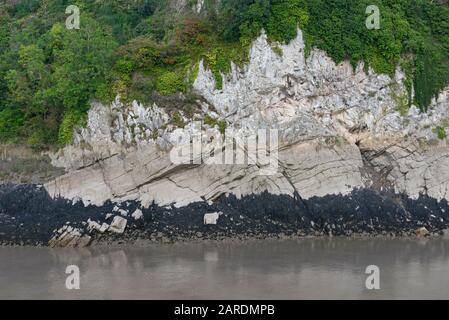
[48,18,117,110]
[271,46,283,57]
[58,109,87,145]
[0,108,24,141]
[267,0,308,43]
[204,114,227,135]
[218,0,270,43]
[0,7,117,146]
[434,126,447,140]
[171,111,185,128]
[1,0,449,146]
[202,42,250,90]
[204,48,231,90]
[18,44,46,84]
[393,92,410,117]
[156,71,185,95]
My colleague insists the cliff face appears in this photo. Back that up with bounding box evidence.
[46,29,449,206]
[2,29,449,246]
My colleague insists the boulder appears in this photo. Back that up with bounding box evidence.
[48,226,91,248]
[132,209,143,220]
[109,216,127,234]
[204,212,220,225]
[415,227,430,237]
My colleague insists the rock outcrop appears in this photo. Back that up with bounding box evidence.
[1,29,449,246]
[46,29,449,208]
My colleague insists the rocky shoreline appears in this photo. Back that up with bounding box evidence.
[2,30,449,248]
[1,183,448,247]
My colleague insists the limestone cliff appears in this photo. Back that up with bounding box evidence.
[47,29,449,206]
[1,29,449,247]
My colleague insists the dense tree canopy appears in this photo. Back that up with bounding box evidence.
[0,0,448,147]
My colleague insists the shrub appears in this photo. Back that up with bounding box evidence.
[204,114,227,135]
[156,72,185,95]
[172,111,185,128]
[266,0,309,43]
[58,110,87,145]
[0,108,24,141]
[434,126,447,140]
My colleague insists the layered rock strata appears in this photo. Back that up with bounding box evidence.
[1,29,449,246]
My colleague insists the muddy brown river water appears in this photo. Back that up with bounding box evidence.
[1,238,448,299]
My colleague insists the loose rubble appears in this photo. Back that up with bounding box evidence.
[1,184,449,247]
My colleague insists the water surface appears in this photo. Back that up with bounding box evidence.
[1,238,448,299]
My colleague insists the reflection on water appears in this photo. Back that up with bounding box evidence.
[1,238,449,299]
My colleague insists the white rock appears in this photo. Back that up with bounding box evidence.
[131,209,143,220]
[118,209,128,217]
[87,219,109,233]
[43,27,449,210]
[49,226,90,248]
[204,212,220,225]
[415,227,430,237]
[87,219,102,232]
[108,216,127,234]
[99,223,109,233]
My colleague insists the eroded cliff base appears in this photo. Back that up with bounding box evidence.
[1,184,449,247]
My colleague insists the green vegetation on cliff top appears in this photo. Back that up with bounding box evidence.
[0,0,448,147]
